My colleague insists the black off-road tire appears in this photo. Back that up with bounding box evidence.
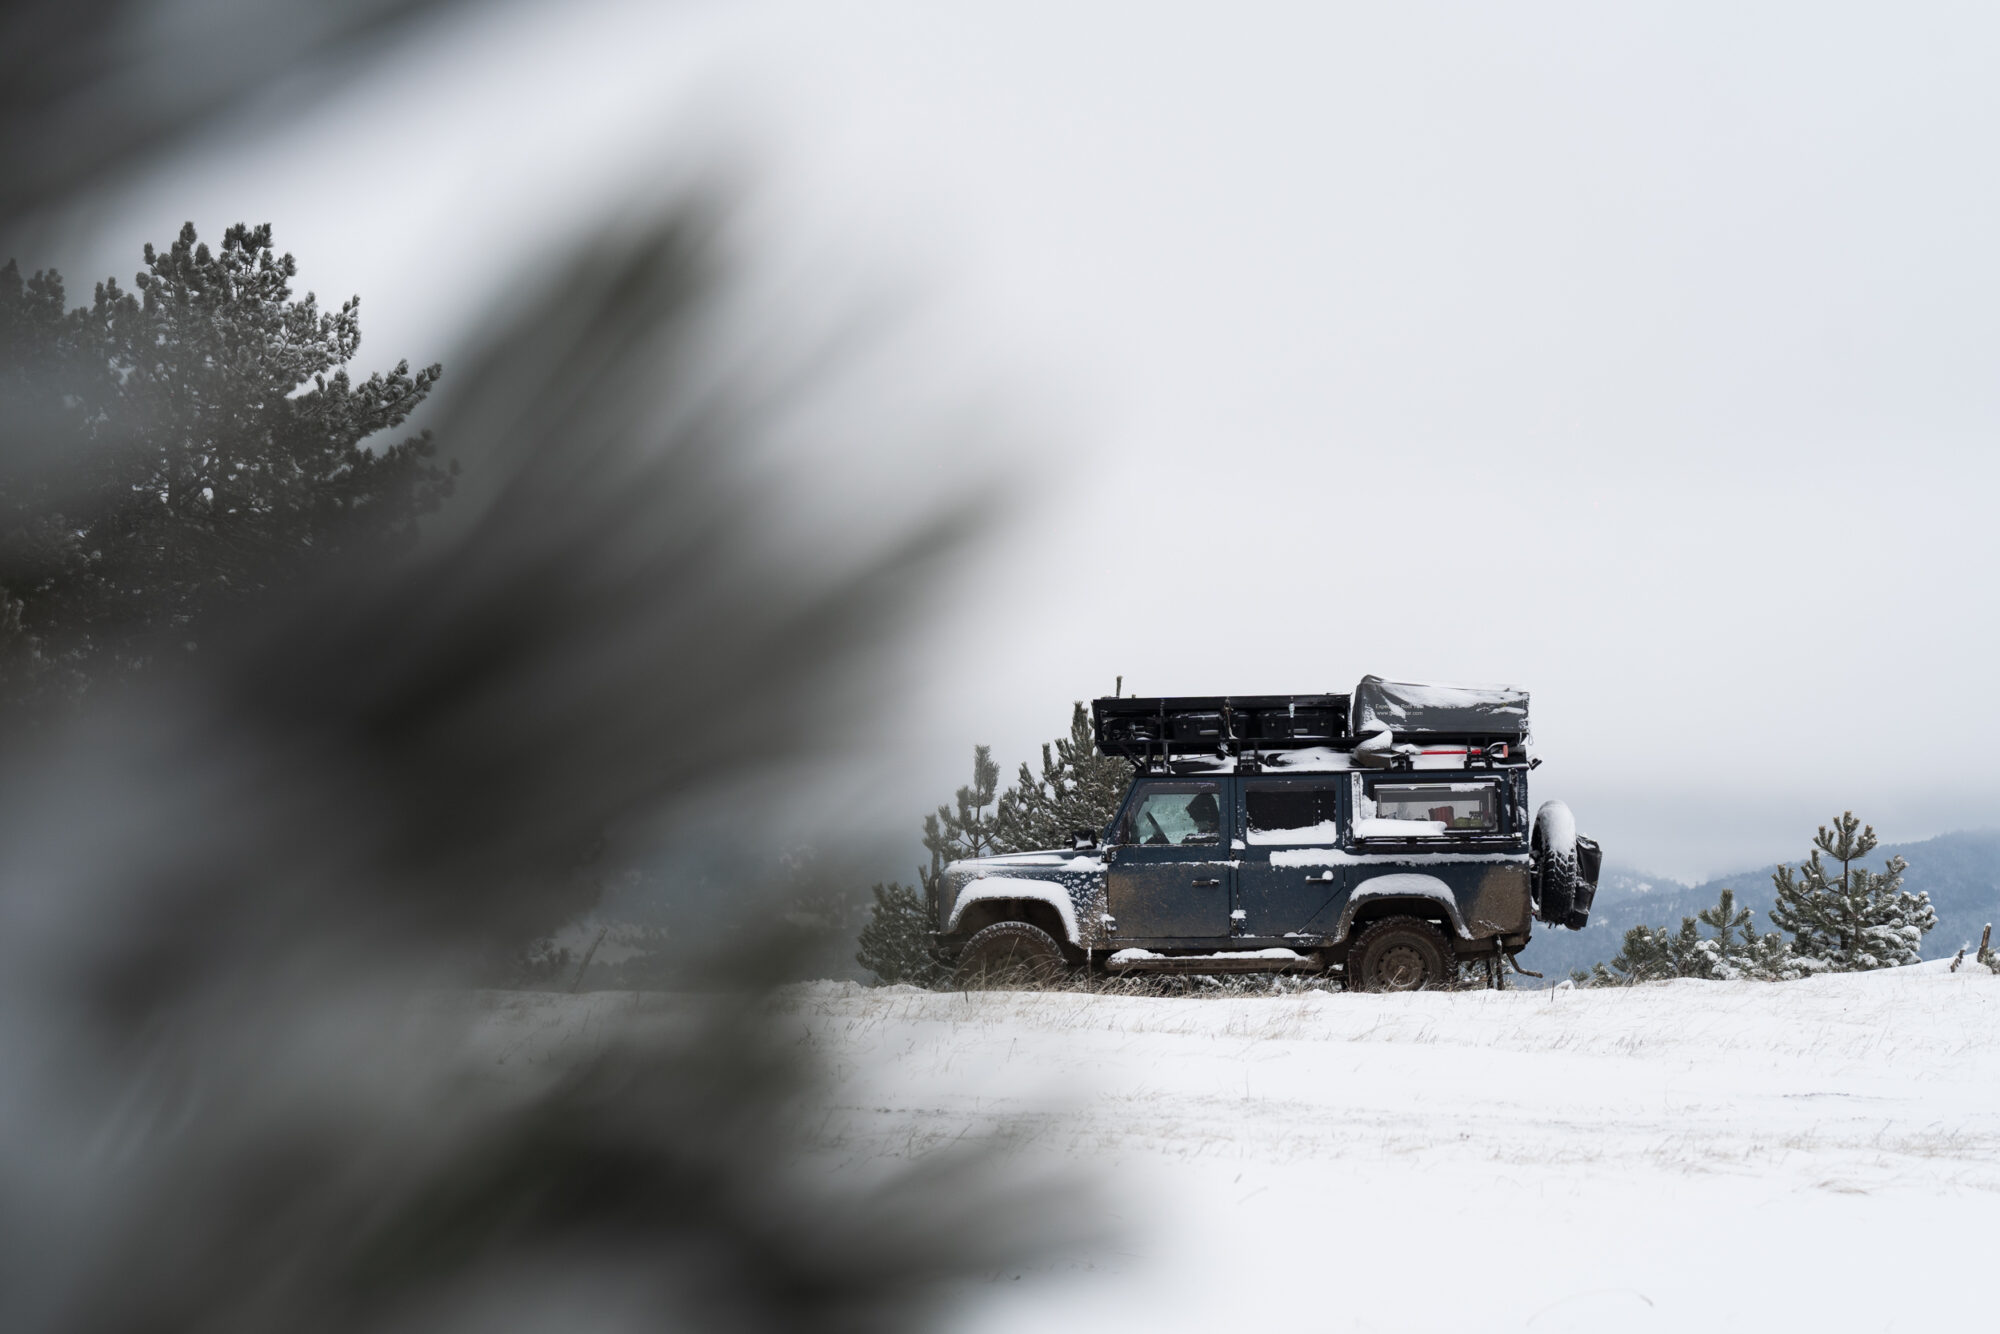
[1532,800,1580,927]
[952,921,1069,990]
[1347,917,1455,993]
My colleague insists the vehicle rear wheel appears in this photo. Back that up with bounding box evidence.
[1347,917,1454,993]
[952,921,1069,990]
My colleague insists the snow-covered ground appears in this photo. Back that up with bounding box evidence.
[469,962,2000,1332]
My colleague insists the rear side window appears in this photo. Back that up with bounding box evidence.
[1244,782,1341,845]
[1355,780,1501,839]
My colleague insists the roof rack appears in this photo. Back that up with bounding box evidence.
[1091,678,1531,772]
[1092,694,1348,764]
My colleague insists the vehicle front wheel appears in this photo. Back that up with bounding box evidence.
[1347,917,1454,993]
[952,921,1070,990]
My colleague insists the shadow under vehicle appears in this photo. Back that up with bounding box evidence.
[936,677,1601,991]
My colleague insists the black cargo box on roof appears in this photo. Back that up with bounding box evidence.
[1349,676,1529,741]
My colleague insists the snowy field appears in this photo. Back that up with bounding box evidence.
[469,963,2000,1332]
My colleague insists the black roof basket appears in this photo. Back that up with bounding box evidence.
[1092,679,1531,771]
[1092,694,1350,765]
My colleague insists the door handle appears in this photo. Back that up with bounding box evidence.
[1192,877,1222,887]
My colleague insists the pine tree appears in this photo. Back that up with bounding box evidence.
[1578,887,1799,985]
[1769,812,1935,972]
[1608,917,1705,981]
[922,745,1003,908]
[853,882,939,986]
[1,222,452,714]
[1692,887,1799,981]
[856,747,1002,986]
[1697,887,1751,957]
[993,702,1130,853]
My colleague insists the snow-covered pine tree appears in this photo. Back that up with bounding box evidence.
[1577,885,1801,985]
[1769,812,1935,972]
[1697,887,1751,958]
[993,702,1130,853]
[1607,917,1705,981]
[1692,887,1799,981]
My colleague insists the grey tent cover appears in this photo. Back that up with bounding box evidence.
[1350,676,1530,740]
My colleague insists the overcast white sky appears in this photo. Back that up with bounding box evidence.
[45,0,2000,881]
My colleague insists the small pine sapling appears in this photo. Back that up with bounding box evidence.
[1580,887,1798,985]
[1769,813,1935,972]
[1693,887,1799,981]
[1606,917,1704,982]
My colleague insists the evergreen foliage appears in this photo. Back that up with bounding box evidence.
[922,744,1004,908]
[1612,916,1704,983]
[856,702,1134,986]
[855,747,1001,987]
[0,222,453,714]
[1574,886,1798,985]
[853,882,941,986]
[1693,887,1798,980]
[1769,812,1935,972]
[993,702,1131,853]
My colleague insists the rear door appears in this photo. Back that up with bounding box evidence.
[1235,777,1347,938]
[1105,779,1233,940]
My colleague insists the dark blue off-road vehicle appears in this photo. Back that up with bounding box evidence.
[936,677,1600,991]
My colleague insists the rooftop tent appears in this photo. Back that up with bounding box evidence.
[1349,676,1530,742]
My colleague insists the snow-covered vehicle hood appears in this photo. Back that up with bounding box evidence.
[947,849,1106,876]
[942,849,1107,899]
[940,849,1107,947]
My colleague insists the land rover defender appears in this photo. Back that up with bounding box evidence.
[935,676,1600,991]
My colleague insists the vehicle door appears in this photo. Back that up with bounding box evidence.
[1105,779,1233,940]
[1235,776,1347,939]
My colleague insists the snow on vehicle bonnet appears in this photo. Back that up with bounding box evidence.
[1350,676,1530,741]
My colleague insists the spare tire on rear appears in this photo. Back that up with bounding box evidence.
[1532,801,1579,927]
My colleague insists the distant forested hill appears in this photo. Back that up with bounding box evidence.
[1514,829,2000,982]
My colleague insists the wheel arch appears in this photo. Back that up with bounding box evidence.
[945,877,1082,952]
[1335,873,1471,944]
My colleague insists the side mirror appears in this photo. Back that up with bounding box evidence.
[1071,828,1099,850]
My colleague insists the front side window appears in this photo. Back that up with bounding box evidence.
[1355,779,1501,839]
[1244,782,1341,845]
[1121,783,1224,847]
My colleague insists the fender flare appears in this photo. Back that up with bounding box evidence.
[1334,872,1472,943]
[945,877,1082,946]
